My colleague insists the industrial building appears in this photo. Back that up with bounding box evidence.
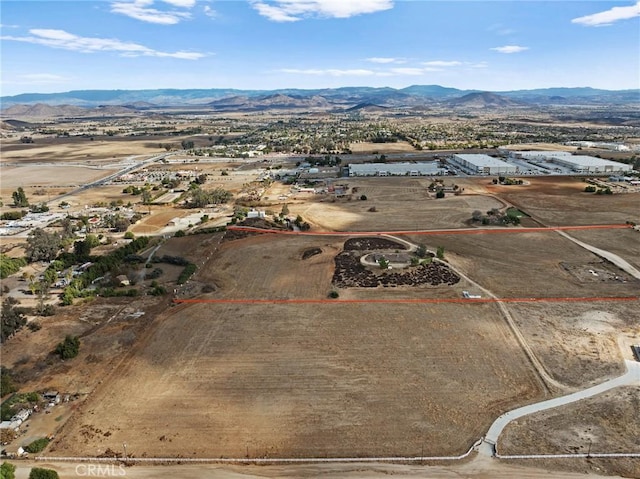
[450,154,517,175]
[348,162,442,177]
[545,155,632,173]
[510,151,632,173]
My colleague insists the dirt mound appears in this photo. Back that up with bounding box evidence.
[302,247,322,260]
[333,252,460,288]
[343,237,408,251]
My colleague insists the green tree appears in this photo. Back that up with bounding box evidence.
[0,368,17,396]
[416,244,428,258]
[436,246,445,260]
[11,187,28,207]
[436,189,445,199]
[54,335,80,360]
[280,203,289,216]
[28,468,59,479]
[378,257,390,269]
[25,438,50,453]
[1,298,26,343]
[25,229,62,262]
[0,462,16,479]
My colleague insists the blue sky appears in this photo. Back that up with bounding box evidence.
[1,1,639,95]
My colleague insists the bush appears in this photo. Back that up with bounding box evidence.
[28,468,59,479]
[27,321,41,332]
[54,335,80,360]
[328,290,339,299]
[177,263,197,285]
[25,438,50,453]
[40,304,56,317]
[359,194,367,201]
[0,255,27,279]
[584,185,597,193]
[123,231,135,239]
[436,190,445,199]
[174,230,186,237]
[1,462,16,479]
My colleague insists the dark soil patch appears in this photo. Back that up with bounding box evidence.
[333,252,460,288]
[302,247,322,260]
[343,237,408,251]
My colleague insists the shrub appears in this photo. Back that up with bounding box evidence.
[584,185,597,193]
[436,190,445,199]
[54,335,80,360]
[174,230,186,237]
[177,263,197,285]
[1,462,16,479]
[28,468,59,479]
[359,194,367,201]
[328,290,339,299]
[25,438,50,453]
[27,321,41,332]
[123,231,135,239]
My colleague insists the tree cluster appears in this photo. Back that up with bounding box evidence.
[185,187,232,208]
[26,229,62,263]
[11,187,28,207]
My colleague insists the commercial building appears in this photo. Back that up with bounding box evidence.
[510,151,631,173]
[348,162,442,177]
[547,155,632,173]
[450,154,517,175]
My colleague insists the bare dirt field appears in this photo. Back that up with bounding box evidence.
[566,228,640,272]
[0,165,117,193]
[297,180,504,231]
[349,141,417,153]
[407,232,640,300]
[0,136,167,162]
[508,302,639,387]
[493,177,639,226]
[50,299,542,459]
[499,386,640,478]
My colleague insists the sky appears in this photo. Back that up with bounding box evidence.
[1,0,639,96]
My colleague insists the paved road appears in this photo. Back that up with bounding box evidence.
[479,359,640,456]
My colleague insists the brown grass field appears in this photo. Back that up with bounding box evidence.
[51,299,542,458]
[499,386,640,478]
[2,152,639,475]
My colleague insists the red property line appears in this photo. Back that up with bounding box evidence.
[227,224,631,237]
[174,296,638,305]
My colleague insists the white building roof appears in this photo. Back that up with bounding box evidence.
[350,162,440,175]
[454,154,514,168]
[552,155,630,168]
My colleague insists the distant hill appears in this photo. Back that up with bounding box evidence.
[1,85,638,114]
[448,92,525,108]
[345,102,389,112]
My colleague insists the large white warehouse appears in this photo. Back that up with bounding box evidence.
[509,151,631,173]
[349,162,442,177]
[548,155,632,173]
[450,154,517,175]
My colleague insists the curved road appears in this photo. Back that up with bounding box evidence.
[479,359,640,456]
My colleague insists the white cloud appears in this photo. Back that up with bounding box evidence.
[281,68,376,76]
[203,5,216,18]
[366,57,406,64]
[490,45,529,54]
[1,29,205,59]
[422,60,462,67]
[389,67,426,75]
[110,0,192,24]
[571,1,640,27]
[163,0,196,7]
[252,0,393,22]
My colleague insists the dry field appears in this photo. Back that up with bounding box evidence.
[508,301,638,387]
[296,179,504,231]
[499,386,640,478]
[0,136,168,162]
[349,141,417,153]
[51,299,542,458]
[493,176,639,226]
[406,232,640,300]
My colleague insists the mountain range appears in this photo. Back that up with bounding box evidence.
[1,85,638,116]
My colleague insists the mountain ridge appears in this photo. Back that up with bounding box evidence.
[2,85,638,109]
